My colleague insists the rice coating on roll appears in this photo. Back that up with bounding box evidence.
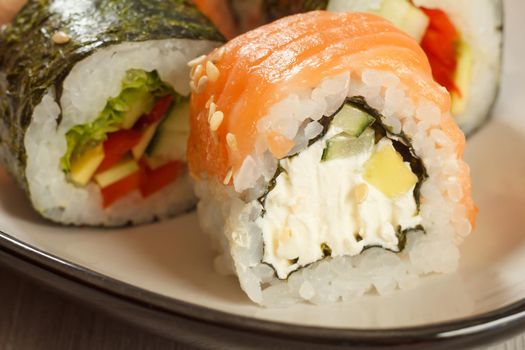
[188,11,477,306]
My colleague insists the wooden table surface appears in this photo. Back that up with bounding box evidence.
[0,263,523,350]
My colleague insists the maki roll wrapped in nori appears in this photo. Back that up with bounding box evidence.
[188,12,477,306]
[0,0,224,226]
[235,0,503,134]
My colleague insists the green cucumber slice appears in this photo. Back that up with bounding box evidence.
[332,104,375,137]
[146,100,190,165]
[378,0,429,42]
[120,90,155,129]
[321,128,375,162]
[157,100,190,133]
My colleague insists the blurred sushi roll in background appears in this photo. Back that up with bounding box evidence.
[233,0,503,134]
[193,0,240,39]
[188,11,477,306]
[0,0,26,26]
[0,0,224,226]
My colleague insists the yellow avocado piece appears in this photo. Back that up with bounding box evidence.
[451,41,473,116]
[364,144,418,198]
[70,144,105,186]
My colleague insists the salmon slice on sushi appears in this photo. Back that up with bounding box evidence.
[252,0,503,134]
[188,11,476,306]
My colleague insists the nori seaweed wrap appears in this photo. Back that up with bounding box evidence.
[0,0,224,226]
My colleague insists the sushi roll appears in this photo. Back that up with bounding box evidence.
[0,0,223,226]
[260,0,504,134]
[188,11,477,306]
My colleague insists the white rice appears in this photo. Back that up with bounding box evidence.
[327,0,503,133]
[195,70,470,306]
[23,39,219,226]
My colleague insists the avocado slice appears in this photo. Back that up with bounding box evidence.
[132,122,160,160]
[451,41,473,115]
[364,142,418,198]
[70,144,105,186]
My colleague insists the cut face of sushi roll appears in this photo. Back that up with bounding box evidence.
[250,0,503,134]
[259,97,427,279]
[60,70,191,209]
[188,11,477,306]
[326,0,503,134]
[0,0,223,226]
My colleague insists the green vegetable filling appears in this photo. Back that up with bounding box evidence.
[323,98,427,251]
[60,69,173,172]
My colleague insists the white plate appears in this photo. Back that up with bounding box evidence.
[1,0,524,348]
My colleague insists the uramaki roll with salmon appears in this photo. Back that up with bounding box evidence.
[188,11,477,306]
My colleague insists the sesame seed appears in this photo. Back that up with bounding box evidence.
[216,47,225,60]
[208,102,216,122]
[52,31,70,44]
[189,63,198,78]
[205,95,214,109]
[187,55,206,67]
[206,61,220,82]
[191,64,203,81]
[195,76,209,94]
[209,111,224,132]
[226,133,238,151]
[354,184,368,204]
[223,168,233,185]
[189,81,197,93]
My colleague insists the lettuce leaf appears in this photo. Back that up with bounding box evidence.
[61,69,173,171]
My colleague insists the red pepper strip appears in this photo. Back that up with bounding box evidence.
[420,8,460,95]
[140,161,184,198]
[96,129,143,173]
[101,171,142,208]
[134,95,174,129]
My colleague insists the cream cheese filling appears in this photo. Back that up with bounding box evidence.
[258,133,422,279]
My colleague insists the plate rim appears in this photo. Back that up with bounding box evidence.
[1,229,525,347]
